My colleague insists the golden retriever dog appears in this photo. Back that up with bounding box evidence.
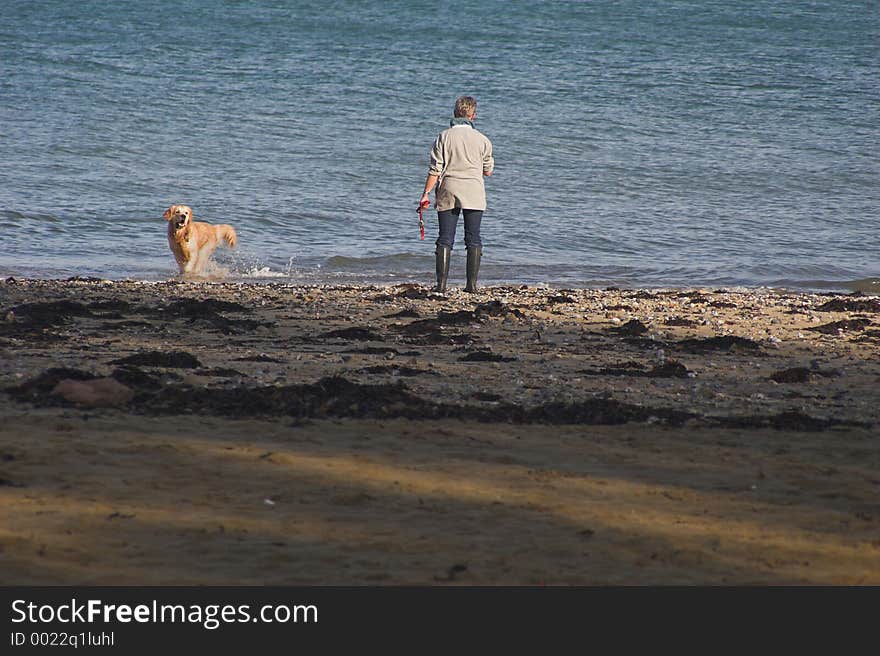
[163,204,237,275]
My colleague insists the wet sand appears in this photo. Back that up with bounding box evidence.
[1,277,879,584]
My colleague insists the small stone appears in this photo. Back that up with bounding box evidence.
[52,378,134,407]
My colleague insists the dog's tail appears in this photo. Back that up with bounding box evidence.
[218,225,237,249]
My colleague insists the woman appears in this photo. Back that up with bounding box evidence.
[420,96,494,293]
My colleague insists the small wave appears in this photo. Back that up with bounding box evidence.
[239,266,290,279]
[326,253,431,269]
[843,278,880,294]
[0,210,62,224]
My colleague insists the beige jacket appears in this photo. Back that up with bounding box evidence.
[429,123,494,211]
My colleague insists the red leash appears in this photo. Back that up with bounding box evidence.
[417,199,429,240]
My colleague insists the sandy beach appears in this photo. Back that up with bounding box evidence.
[1,277,878,584]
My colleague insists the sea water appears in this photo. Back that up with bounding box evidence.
[1,0,877,290]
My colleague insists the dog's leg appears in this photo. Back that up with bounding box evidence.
[198,244,219,274]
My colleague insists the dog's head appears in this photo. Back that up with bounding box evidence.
[163,204,193,232]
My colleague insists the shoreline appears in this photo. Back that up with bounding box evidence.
[2,268,878,296]
[1,277,879,583]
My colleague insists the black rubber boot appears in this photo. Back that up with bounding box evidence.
[464,247,482,293]
[434,245,451,293]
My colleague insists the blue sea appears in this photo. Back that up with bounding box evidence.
[1,1,877,291]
